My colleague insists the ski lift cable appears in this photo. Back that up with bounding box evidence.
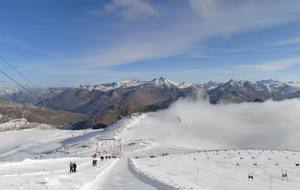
[109,140,113,155]
[0,55,37,87]
[0,33,51,87]
[0,56,46,108]
[114,140,116,155]
[95,139,100,154]
[0,68,44,106]
[12,49,51,87]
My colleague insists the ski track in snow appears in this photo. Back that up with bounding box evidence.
[79,159,119,190]
[0,122,164,190]
[99,158,157,190]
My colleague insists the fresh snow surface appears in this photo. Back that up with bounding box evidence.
[0,128,104,161]
[0,126,121,190]
[0,118,51,132]
[133,149,300,190]
[0,157,115,190]
[0,116,167,190]
[0,114,196,190]
[1,113,300,189]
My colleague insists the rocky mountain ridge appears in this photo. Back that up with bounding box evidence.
[3,77,300,129]
[0,98,87,128]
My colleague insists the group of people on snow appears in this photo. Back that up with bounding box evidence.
[69,162,77,173]
[69,153,119,173]
[91,153,118,166]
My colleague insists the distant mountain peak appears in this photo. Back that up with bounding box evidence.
[73,79,146,92]
[145,77,194,89]
[150,77,177,87]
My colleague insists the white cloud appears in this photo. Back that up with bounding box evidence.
[119,98,300,150]
[39,0,300,83]
[103,0,159,21]
[272,37,300,46]
[78,0,300,68]
[247,57,300,72]
[189,0,300,34]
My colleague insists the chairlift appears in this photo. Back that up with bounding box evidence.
[95,138,122,159]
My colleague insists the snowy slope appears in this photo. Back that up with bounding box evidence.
[0,114,196,190]
[0,157,115,190]
[0,126,113,162]
[0,126,124,190]
[133,149,300,190]
[0,118,52,131]
[1,99,300,189]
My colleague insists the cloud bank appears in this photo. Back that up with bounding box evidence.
[82,0,300,68]
[119,98,300,150]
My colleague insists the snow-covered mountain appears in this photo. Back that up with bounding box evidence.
[74,80,146,92]
[73,77,194,91]
[5,78,300,129]
[0,117,52,131]
[143,77,194,89]
[208,79,300,103]
[67,78,300,99]
[257,79,300,95]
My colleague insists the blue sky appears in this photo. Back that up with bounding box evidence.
[1,0,300,86]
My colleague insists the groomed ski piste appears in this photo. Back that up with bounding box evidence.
[1,115,300,189]
[131,150,300,190]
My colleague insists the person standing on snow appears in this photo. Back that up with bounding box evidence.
[73,162,77,172]
[70,162,74,173]
[92,153,97,166]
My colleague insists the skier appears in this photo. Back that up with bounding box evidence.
[92,153,97,166]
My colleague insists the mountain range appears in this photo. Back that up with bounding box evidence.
[0,98,86,128]
[2,77,300,129]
